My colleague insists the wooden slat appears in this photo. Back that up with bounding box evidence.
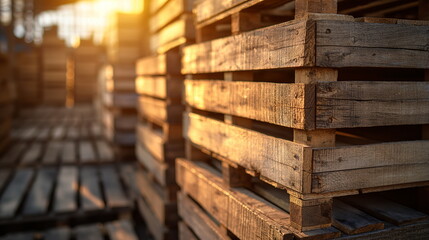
[176,158,296,240]
[136,52,180,76]
[0,143,26,165]
[182,19,310,74]
[312,163,429,193]
[42,141,62,164]
[52,126,66,140]
[137,197,171,240]
[0,169,34,218]
[185,113,309,192]
[149,0,192,33]
[344,195,428,225]
[22,168,56,216]
[137,123,164,161]
[136,143,171,186]
[36,127,50,140]
[332,199,384,235]
[185,80,314,129]
[138,96,184,124]
[80,167,104,211]
[106,220,138,240]
[99,166,129,209]
[179,222,199,240]
[135,75,182,101]
[178,193,228,240]
[95,140,114,162]
[74,225,103,240]
[54,166,78,213]
[66,126,79,140]
[0,170,11,193]
[79,141,96,163]
[44,227,71,240]
[316,81,429,128]
[21,143,43,164]
[316,20,429,69]
[61,141,76,163]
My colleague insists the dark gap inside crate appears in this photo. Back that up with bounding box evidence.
[338,68,425,82]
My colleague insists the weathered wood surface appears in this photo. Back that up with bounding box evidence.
[0,143,26,165]
[182,20,310,74]
[0,169,34,218]
[137,198,172,240]
[138,96,184,124]
[137,123,165,161]
[151,15,194,54]
[176,158,296,240]
[54,166,78,213]
[185,113,309,192]
[332,199,384,235]
[106,220,139,240]
[316,20,429,68]
[136,143,172,186]
[149,0,192,33]
[185,80,314,129]
[316,81,429,128]
[80,167,104,211]
[178,193,228,240]
[22,168,56,216]
[99,166,129,209]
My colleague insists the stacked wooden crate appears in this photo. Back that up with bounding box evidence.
[16,49,40,106]
[0,54,13,153]
[135,0,194,239]
[41,29,68,106]
[177,0,429,239]
[73,40,100,104]
[99,13,142,159]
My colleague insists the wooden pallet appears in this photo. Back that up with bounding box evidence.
[176,158,429,240]
[180,0,429,233]
[0,219,140,240]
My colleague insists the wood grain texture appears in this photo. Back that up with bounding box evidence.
[136,76,182,101]
[182,20,312,74]
[316,81,429,128]
[313,140,429,173]
[316,20,429,68]
[178,193,229,240]
[185,113,309,192]
[176,158,295,240]
[136,52,180,76]
[99,166,129,209]
[137,198,174,240]
[185,80,314,129]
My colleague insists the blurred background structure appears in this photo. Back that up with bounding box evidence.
[0,0,428,240]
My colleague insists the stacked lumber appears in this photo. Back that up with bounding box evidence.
[41,29,68,106]
[134,0,194,239]
[73,40,101,103]
[0,54,13,153]
[98,12,143,159]
[15,49,40,106]
[177,0,429,239]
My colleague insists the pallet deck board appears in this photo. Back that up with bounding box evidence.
[21,143,43,164]
[105,220,138,240]
[74,224,103,240]
[80,167,104,211]
[22,167,56,216]
[0,143,26,165]
[61,141,76,163]
[42,141,62,164]
[79,141,96,163]
[54,166,78,213]
[95,140,114,162]
[44,227,71,240]
[0,169,34,219]
[99,166,129,209]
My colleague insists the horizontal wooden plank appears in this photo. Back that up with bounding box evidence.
[54,166,78,213]
[150,0,192,33]
[138,96,184,124]
[316,20,429,68]
[185,112,309,192]
[316,81,429,128]
[176,158,295,240]
[137,197,174,240]
[136,52,180,76]
[182,19,310,74]
[136,143,172,186]
[150,15,194,54]
[135,75,182,101]
[312,163,429,193]
[0,169,34,218]
[103,92,137,108]
[185,80,314,129]
[150,0,169,14]
[106,220,139,240]
[313,140,429,173]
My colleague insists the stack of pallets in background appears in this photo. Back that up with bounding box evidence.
[134,0,194,239]
[16,49,40,107]
[98,12,143,159]
[73,40,100,104]
[177,0,429,239]
[0,54,13,153]
[41,29,68,106]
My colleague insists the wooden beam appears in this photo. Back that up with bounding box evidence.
[295,0,338,19]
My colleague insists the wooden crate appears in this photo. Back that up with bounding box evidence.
[179,0,429,235]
